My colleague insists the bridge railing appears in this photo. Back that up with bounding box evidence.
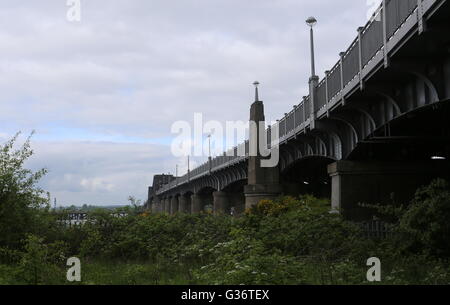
[272,0,420,141]
[157,138,252,194]
[157,0,426,195]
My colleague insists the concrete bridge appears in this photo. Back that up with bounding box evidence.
[146,0,450,218]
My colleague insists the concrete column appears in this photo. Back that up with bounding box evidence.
[170,196,179,215]
[161,199,165,213]
[328,160,450,219]
[191,194,204,214]
[164,198,170,214]
[178,195,189,213]
[151,197,159,214]
[158,199,164,213]
[213,191,229,215]
[244,95,281,209]
[186,195,192,214]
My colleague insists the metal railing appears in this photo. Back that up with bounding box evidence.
[157,0,430,195]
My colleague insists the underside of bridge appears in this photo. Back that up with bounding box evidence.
[221,180,246,215]
[193,187,215,213]
[281,156,334,199]
[324,0,450,218]
[329,101,450,219]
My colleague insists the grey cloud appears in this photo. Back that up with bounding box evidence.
[1,1,371,205]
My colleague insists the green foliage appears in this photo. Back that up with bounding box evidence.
[0,132,49,249]
[245,196,363,259]
[398,179,450,257]
[1,141,449,286]
[13,234,66,285]
[194,232,309,285]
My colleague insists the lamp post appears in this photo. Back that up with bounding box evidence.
[187,155,190,182]
[207,134,212,174]
[207,134,211,160]
[306,16,318,129]
[306,16,317,78]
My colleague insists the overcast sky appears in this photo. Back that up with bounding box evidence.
[0,0,374,206]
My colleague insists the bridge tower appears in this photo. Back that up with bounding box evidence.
[244,82,282,209]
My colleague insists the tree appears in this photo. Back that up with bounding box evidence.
[0,132,49,249]
[399,179,450,256]
[128,196,143,215]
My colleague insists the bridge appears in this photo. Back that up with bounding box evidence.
[146,0,450,218]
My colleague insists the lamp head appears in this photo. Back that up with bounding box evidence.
[306,16,317,27]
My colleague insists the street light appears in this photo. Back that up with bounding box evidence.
[207,134,211,160]
[306,16,317,77]
[306,16,317,27]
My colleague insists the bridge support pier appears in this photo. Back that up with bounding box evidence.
[213,191,229,215]
[244,184,282,210]
[170,196,179,215]
[164,198,170,214]
[191,194,206,214]
[244,90,281,209]
[178,195,189,213]
[328,160,450,219]
[160,199,165,214]
[151,197,159,214]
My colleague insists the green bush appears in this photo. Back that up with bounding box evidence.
[399,179,450,257]
[1,136,449,286]
[13,234,66,285]
[245,196,362,259]
[0,133,50,249]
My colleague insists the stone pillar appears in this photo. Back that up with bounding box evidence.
[164,198,170,214]
[186,195,192,214]
[178,195,189,213]
[213,191,229,215]
[159,199,164,213]
[328,160,450,219]
[170,196,179,215]
[151,197,160,214]
[147,186,153,204]
[244,90,281,209]
[191,194,203,214]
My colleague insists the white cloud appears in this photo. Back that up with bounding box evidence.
[1,0,370,205]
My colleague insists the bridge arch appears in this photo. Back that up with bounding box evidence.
[195,186,217,213]
[221,179,247,215]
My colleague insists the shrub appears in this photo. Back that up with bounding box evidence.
[0,133,49,249]
[14,234,63,285]
[398,179,450,257]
